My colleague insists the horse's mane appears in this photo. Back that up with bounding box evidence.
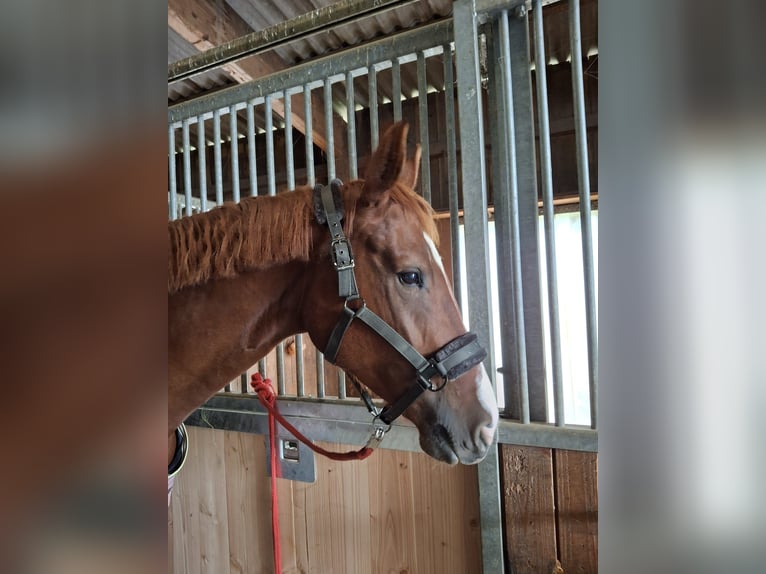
[168,182,438,294]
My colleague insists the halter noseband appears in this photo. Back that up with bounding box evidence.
[314,180,487,441]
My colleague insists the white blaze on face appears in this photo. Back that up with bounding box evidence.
[423,233,499,437]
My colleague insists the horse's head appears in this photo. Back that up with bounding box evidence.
[303,122,498,464]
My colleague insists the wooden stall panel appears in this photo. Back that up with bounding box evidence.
[500,445,559,574]
[554,450,598,573]
[171,429,481,574]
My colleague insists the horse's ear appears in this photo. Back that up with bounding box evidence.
[362,121,410,204]
[400,144,422,190]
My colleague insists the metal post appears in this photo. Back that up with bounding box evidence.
[229,106,240,203]
[168,125,177,220]
[304,84,325,397]
[324,79,335,179]
[392,57,402,122]
[369,66,379,149]
[182,119,192,216]
[197,115,208,212]
[417,51,432,203]
[443,43,461,306]
[509,2,548,424]
[247,101,257,197]
[213,110,223,205]
[265,95,276,196]
[346,71,358,180]
[486,17,519,420]
[533,0,565,425]
[453,1,504,572]
[499,10,530,424]
[570,0,598,429]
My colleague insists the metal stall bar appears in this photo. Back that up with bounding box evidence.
[443,43,462,307]
[182,119,193,217]
[247,101,257,197]
[304,84,325,397]
[285,91,305,398]
[511,3,548,424]
[453,1,504,572]
[392,58,402,121]
[346,71,358,180]
[416,51,432,203]
[324,76,343,398]
[229,106,240,203]
[265,93,287,395]
[168,126,177,220]
[533,0,565,426]
[486,16,519,419]
[499,10,530,424]
[570,0,598,429]
[369,65,379,150]
[198,115,208,212]
[213,110,223,205]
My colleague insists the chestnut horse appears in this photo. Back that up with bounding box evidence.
[168,122,498,471]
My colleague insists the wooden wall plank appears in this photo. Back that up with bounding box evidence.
[298,440,373,573]
[194,428,231,574]
[367,449,419,573]
[554,450,598,573]
[410,452,482,573]
[224,431,273,574]
[500,445,559,574]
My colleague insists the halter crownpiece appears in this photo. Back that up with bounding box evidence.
[313,180,488,431]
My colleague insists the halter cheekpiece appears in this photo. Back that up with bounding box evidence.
[313,180,487,445]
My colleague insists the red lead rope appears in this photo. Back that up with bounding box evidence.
[250,373,374,573]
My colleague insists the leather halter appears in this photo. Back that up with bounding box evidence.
[314,180,487,434]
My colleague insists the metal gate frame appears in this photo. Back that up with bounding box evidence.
[168,1,598,571]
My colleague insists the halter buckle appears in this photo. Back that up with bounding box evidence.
[330,238,355,271]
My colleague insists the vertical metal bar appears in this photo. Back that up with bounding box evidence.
[213,110,223,205]
[570,0,598,429]
[265,95,276,196]
[240,373,248,394]
[277,344,286,396]
[304,84,324,396]
[197,115,208,212]
[533,0,565,426]
[181,119,192,216]
[346,71,358,180]
[295,334,305,397]
[453,2,504,571]
[229,106,240,203]
[284,95,304,397]
[168,125,177,220]
[247,101,257,197]
[510,2,548,424]
[285,93,295,190]
[322,78,342,397]
[304,85,315,187]
[392,58,402,122]
[324,78,335,179]
[443,43,461,306]
[499,11,530,424]
[369,65,379,149]
[487,18,518,420]
[417,51,432,203]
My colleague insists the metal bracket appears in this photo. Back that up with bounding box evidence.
[265,433,316,483]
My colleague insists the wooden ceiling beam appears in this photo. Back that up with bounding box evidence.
[168,0,347,162]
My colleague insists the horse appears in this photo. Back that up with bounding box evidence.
[168,122,498,475]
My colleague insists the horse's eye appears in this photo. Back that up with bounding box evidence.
[398,271,422,286]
